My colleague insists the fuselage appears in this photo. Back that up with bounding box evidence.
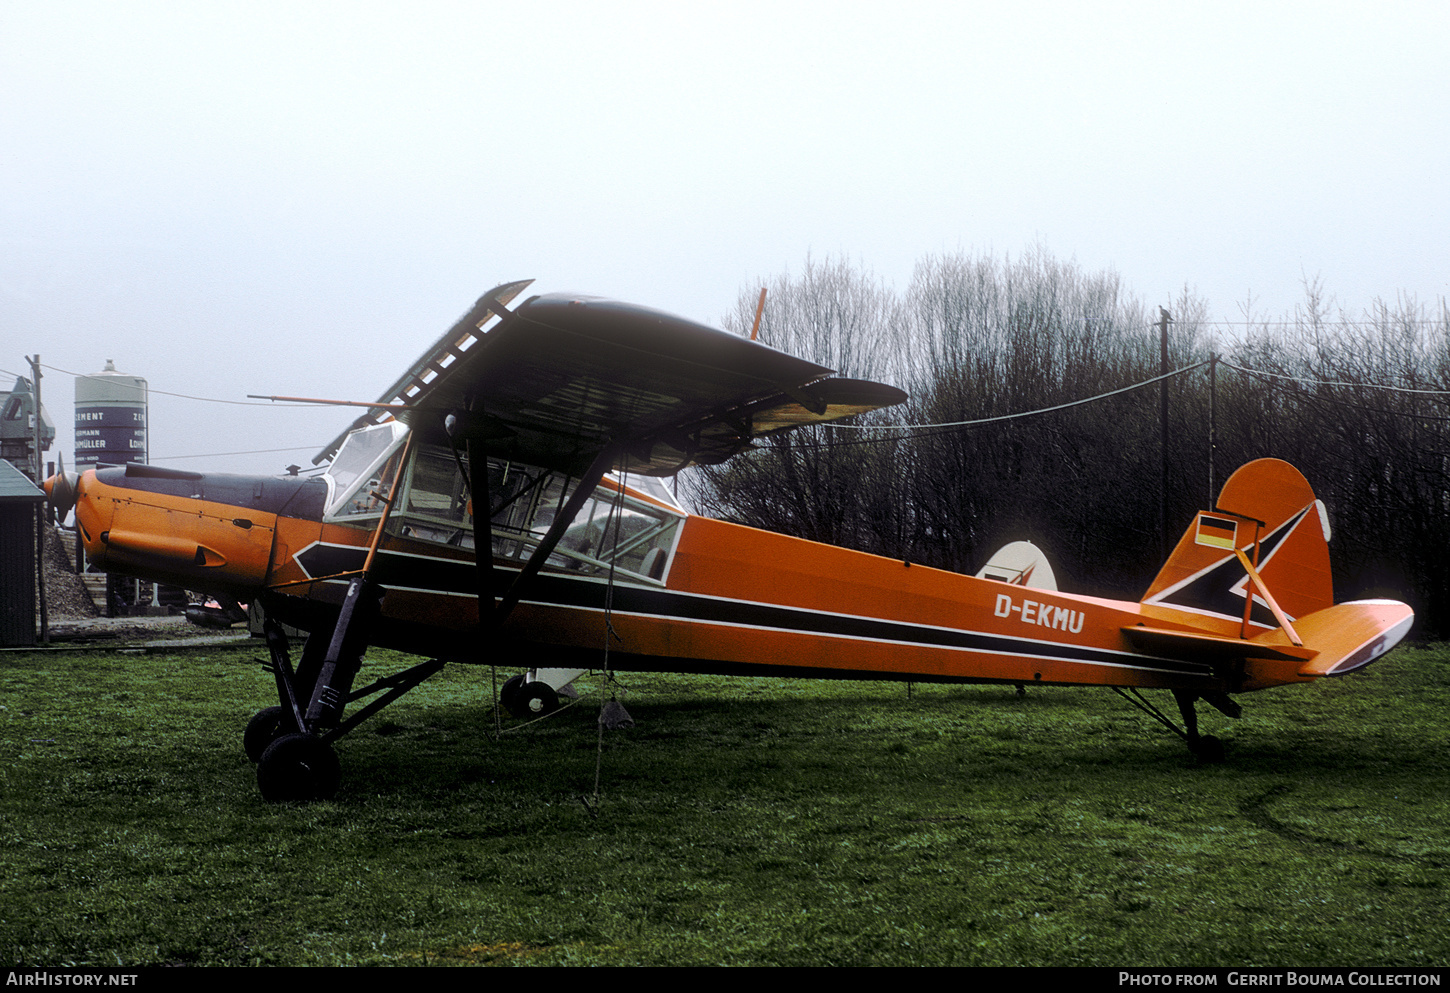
[63,457,1303,696]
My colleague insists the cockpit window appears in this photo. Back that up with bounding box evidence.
[613,472,687,513]
[549,481,681,580]
[385,442,684,585]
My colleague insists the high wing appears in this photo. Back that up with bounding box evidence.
[316,280,907,476]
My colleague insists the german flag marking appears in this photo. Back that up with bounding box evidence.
[1196,514,1238,549]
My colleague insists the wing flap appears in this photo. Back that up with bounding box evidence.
[746,378,909,436]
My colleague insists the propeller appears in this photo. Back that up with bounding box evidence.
[42,451,79,521]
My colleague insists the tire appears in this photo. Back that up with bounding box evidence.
[1194,735,1226,764]
[500,674,526,714]
[243,706,289,763]
[508,680,559,719]
[257,733,341,803]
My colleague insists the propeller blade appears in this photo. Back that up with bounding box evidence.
[42,452,79,520]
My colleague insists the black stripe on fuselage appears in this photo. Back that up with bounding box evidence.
[291,542,1212,678]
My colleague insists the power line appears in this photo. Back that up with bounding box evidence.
[823,361,1209,436]
[38,362,318,407]
[1217,360,1450,396]
[798,356,1450,449]
[146,445,329,463]
[1224,364,1450,422]
[1199,318,1450,328]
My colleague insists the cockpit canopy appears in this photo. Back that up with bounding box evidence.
[322,421,685,586]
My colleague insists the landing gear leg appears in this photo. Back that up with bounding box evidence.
[305,576,383,730]
[1173,690,1226,763]
[249,624,329,762]
[1113,686,1238,762]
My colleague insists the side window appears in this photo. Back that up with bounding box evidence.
[388,444,683,584]
[395,446,473,546]
[552,486,682,581]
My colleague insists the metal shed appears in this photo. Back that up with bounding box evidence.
[0,459,45,646]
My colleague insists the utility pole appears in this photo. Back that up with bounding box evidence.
[1158,309,1171,561]
[1208,353,1218,507]
[27,354,48,645]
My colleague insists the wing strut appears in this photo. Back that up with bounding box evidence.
[306,430,416,728]
[443,405,622,633]
[494,444,620,626]
[461,428,498,643]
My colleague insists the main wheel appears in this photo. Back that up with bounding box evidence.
[257,733,341,802]
[507,680,559,719]
[499,674,526,714]
[243,706,289,763]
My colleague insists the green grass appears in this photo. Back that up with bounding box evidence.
[1,641,1447,966]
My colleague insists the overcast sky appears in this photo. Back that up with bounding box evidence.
[4,1,1447,476]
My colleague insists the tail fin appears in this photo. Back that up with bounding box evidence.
[1132,459,1412,687]
[1143,459,1334,630]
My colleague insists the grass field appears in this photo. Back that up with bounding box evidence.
[1,639,1447,967]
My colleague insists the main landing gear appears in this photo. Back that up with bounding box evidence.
[246,594,447,802]
[243,705,343,802]
[1113,687,1242,762]
[498,667,587,719]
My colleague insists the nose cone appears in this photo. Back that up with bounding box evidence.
[43,470,80,518]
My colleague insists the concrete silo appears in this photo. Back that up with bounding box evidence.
[74,360,147,470]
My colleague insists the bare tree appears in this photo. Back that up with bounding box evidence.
[688,257,908,555]
[690,252,1450,633]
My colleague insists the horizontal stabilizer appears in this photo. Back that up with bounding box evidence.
[1128,599,1414,689]
[1122,625,1317,664]
[1290,600,1415,677]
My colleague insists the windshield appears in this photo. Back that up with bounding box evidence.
[609,472,688,513]
[323,421,409,519]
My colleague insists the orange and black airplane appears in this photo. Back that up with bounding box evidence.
[43,281,1414,801]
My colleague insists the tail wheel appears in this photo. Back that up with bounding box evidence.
[1193,735,1226,764]
[257,733,341,803]
[508,680,559,719]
